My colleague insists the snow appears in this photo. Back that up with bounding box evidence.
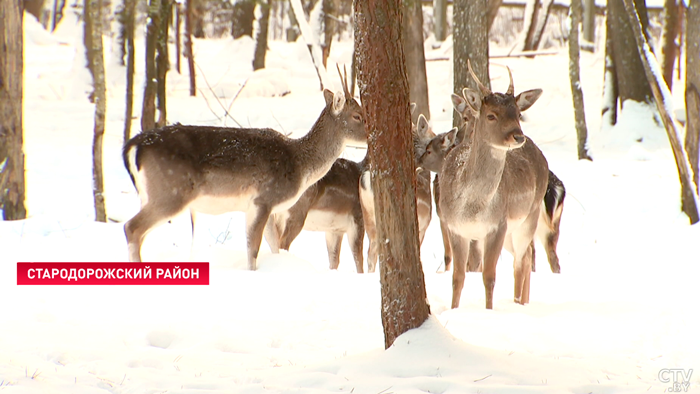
[1,14,699,394]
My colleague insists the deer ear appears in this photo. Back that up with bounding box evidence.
[323,89,335,106]
[516,89,543,112]
[416,114,430,137]
[410,103,417,115]
[332,90,346,115]
[462,88,482,113]
[451,93,467,115]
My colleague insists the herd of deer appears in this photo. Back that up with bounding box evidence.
[122,63,566,309]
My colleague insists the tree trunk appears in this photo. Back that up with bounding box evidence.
[141,0,160,131]
[185,0,196,96]
[487,0,504,31]
[607,0,653,106]
[290,0,332,89]
[85,0,107,223]
[0,0,27,220]
[434,0,447,41]
[583,0,595,42]
[522,0,554,51]
[684,0,700,217]
[622,0,700,223]
[660,0,680,90]
[354,0,430,349]
[232,0,255,39]
[253,0,271,70]
[176,2,181,74]
[156,0,171,127]
[24,0,46,23]
[569,0,592,160]
[320,0,336,67]
[453,0,490,128]
[602,14,619,125]
[124,0,136,142]
[403,0,430,120]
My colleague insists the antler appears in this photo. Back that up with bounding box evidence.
[505,66,514,96]
[467,59,491,97]
[336,64,351,99]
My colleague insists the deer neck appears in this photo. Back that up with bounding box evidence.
[292,108,347,188]
[463,129,508,204]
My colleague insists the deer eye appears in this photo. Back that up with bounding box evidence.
[352,113,362,122]
[487,114,497,121]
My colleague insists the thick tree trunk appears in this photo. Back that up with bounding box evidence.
[0,0,27,220]
[608,0,653,106]
[569,0,592,160]
[156,0,171,127]
[354,0,430,349]
[124,0,136,142]
[453,0,490,128]
[403,0,430,120]
[660,0,680,90]
[185,0,196,96]
[253,0,271,70]
[85,0,107,223]
[602,15,619,125]
[232,0,255,39]
[622,0,699,223]
[142,0,160,131]
[684,0,700,216]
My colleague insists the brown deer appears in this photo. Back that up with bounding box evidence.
[438,61,549,309]
[360,112,434,273]
[263,157,366,272]
[122,76,366,270]
[417,97,565,274]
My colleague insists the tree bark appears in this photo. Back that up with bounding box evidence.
[85,0,107,222]
[142,0,160,131]
[156,0,171,127]
[601,14,619,125]
[176,2,181,74]
[403,0,430,120]
[522,0,554,51]
[0,0,27,220]
[569,0,592,160]
[185,0,196,96]
[660,0,680,90]
[453,0,490,128]
[124,0,136,142]
[622,0,700,223]
[487,0,503,31]
[232,0,255,39]
[684,0,700,216]
[583,0,595,42]
[434,0,447,41]
[354,0,430,349]
[253,0,271,70]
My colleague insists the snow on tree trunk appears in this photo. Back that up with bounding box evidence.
[453,0,490,128]
[185,0,196,96]
[85,0,107,222]
[568,0,592,160]
[290,0,332,90]
[0,0,27,220]
[123,0,136,142]
[403,0,430,120]
[253,0,271,70]
[684,0,700,216]
[622,0,700,223]
[659,0,680,90]
[354,0,431,349]
[141,0,160,131]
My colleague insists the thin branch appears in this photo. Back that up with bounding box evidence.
[195,63,242,127]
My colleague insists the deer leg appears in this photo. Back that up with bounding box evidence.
[483,224,507,310]
[449,232,469,309]
[439,219,453,271]
[124,203,184,262]
[545,231,561,273]
[466,240,482,272]
[245,204,272,271]
[325,232,343,270]
[280,209,307,251]
[511,218,538,305]
[348,218,365,273]
[263,215,281,254]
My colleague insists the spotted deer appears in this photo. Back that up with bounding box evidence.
[417,96,565,275]
[122,74,366,269]
[263,157,366,272]
[439,61,549,309]
[360,111,434,273]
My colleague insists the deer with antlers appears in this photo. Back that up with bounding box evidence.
[438,61,549,309]
[122,70,365,269]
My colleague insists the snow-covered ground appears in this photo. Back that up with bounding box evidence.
[1,13,698,393]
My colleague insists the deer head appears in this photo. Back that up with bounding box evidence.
[322,65,366,145]
[461,60,542,151]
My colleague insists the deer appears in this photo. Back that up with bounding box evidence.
[122,71,366,270]
[438,61,549,309]
[263,157,366,273]
[360,110,434,273]
[416,100,565,274]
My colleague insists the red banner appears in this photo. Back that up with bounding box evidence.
[17,263,209,285]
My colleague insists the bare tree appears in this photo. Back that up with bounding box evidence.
[123,0,136,141]
[175,2,182,74]
[521,0,555,51]
[84,0,108,222]
[232,0,255,39]
[568,0,592,160]
[253,0,271,70]
[434,0,448,41]
[660,0,680,89]
[185,0,196,96]
[0,0,27,220]
[403,0,430,120]
[453,0,490,128]
[684,0,700,217]
[583,0,595,42]
[156,0,172,127]
[141,0,160,131]
[354,0,431,348]
[601,16,619,125]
